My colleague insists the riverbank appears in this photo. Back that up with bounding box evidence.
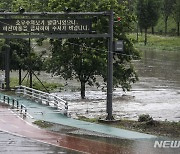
[128,33,180,52]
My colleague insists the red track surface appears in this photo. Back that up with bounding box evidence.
[0,105,132,154]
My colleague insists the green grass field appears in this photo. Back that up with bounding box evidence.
[128,33,180,52]
[10,77,64,92]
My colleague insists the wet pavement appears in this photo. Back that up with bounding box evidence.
[0,104,180,154]
[0,131,78,154]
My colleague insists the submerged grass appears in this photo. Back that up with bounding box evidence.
[33,120,53,128]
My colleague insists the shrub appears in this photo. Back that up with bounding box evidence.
[138,114,153,122]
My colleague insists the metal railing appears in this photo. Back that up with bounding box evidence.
[0,95,27,117]
[15,85,68,116]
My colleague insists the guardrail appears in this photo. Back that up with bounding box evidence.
[2,95,19,108]
[15,85,68,116]
[0,95,27,117]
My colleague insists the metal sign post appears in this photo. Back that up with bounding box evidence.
[4,40,10,90]
[106,10,114,120]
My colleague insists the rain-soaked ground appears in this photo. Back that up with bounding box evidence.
[0,131,78,154]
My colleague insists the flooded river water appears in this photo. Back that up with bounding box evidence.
[54,49,180,122]
[1,49,180,122]
[0,48,180,154]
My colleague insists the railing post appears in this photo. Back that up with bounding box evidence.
[32,90,34,98]
[17,100,19,109]
[7,97,10,105]
[46,94,50,106]
[3,95,5,103]
[25,108,27,117]
[20,105,23,113]
[12,99,15,108]
[64,102,68,116]
[24,87,26,96]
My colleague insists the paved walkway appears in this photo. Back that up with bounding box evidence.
[0,93,156,140]
[0,130,77,154]
[0,105,134,154]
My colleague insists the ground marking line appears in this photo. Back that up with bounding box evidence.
[0,128,87,154]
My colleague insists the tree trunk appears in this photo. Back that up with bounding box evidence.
[19,68,22,85]
[152,27,154,34]
[140,27,143,36]
[136,23,139,41]
[177,22,180,36]
[165,17,168,36]
[144,28,147,45]
[80,81,86,99]
[29,69,33,88]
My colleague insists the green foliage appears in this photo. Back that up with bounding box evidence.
[78,116,97,123]
[46,0,140,99]
[128,33,180,51]
[136,0,161,44]
[33,120,53,128]
[0,0,14,11]
[161,0,176,35]
[10,77,63,92]
[0,39,44,71]
[173,0,180,23]
[161,0,176,19]
[138,114,153,122]
[137,0,161,29]
[0,0,140,99]
[7,0,50,12]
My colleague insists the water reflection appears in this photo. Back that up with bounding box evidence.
[135,50,180,88]
[71,133,180,154]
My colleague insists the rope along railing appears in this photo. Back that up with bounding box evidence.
[15,85,68,116]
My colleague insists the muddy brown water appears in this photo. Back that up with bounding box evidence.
[1,49,180,121]
[56,49,180,121]
[0,49,180,154]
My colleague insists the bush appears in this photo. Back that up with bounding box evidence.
[138,114,153,122]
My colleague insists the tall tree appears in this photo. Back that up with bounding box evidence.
[0,39,44,86]
[161,0,176,35]
[173,0,180,36]
[9,0,50,12]
[47,0,140,99]
[136,0,161,45]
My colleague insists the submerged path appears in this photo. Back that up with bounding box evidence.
[0,93,156,140]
